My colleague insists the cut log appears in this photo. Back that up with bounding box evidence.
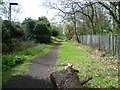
[50,63,92,88]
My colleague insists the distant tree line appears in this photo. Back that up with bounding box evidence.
[2,16,60,53]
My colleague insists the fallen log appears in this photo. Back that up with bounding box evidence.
[50,63,92,88]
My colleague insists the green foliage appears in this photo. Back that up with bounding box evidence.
[55,41,118,88]
[2,16,60,54]
[51,26,59,37]
[2,55,25,70]
[38,16,50,27]
[2,21,23,38]
[33,22,51,43]
[2,43,51,84]
[13,24,24,38]
[2,43,11,54]
[2,20,24,42]
[2,44,51,70]
[22,16,53,43]
[22,17,36,40]
[2,40,37,54]
[51,38,61,43]
[64,22,74,40]
[2,62,32,84]
[13,41,37,52]
[2,20,25,53]
[2,20,11,43]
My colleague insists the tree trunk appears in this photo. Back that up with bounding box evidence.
[50,64,92,88]
[118,1,120,28]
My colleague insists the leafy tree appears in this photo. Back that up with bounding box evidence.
[2,20,24,52]
[2,20,24,40]
[2,20,11,44]
[22,18,36,40]
[51,26,59,37]
[38,16,50,27]
[33,22,51,43]
[22,17,52,43]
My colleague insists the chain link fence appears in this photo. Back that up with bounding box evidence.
[79,33,120,56]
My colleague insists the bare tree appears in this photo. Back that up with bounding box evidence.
[0,0,22,21]
[46,0,119,43]
[98,2,120,29]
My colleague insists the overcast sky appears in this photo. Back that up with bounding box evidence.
[3,0,58,22]
[18,0,53,21]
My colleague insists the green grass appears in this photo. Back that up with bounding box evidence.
[55,41,118,88]
[2,44,52,84]
[2,44,51,70]
[51,38,62,43]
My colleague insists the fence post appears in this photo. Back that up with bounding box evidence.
[98,34,100,50]
[108,35,110,50]
[112,34,115,56]
[90,35,92,46]
[117,34,120,56]
[114,34,117,55]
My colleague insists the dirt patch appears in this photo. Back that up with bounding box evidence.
[3,41,62,88]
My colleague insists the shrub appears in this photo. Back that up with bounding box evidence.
[2,55,25,70]
[52,29,59,37]
[33,23,51,43]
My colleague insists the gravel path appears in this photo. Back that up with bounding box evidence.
[3,41,62,88]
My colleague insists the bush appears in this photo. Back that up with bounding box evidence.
[33,23,51,43]
[2,55,25,70]
[52,29,59,37]
[51,26,59,37]
[2,20,25,53]
[2,20,24,43]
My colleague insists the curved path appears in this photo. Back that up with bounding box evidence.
[3,41,62,88]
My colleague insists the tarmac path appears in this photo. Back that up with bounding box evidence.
[3,41,62,88]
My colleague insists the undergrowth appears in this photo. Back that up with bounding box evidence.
[55,41,118,88]
[2,44,51,84]
[2,44,51,70]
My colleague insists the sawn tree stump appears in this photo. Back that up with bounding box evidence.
[50,63,92,88]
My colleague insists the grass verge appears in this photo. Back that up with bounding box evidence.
[55,41,118,88]
[2,44,51,84]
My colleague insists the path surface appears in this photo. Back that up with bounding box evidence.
[3,41,62,88]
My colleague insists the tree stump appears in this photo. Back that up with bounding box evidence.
[50,63,92,88]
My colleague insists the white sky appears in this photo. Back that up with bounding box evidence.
[1,0,117,23]
[2,0,59,22]
[4,0,103,22]
[19,0,59,22]
[17,0,51,22]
